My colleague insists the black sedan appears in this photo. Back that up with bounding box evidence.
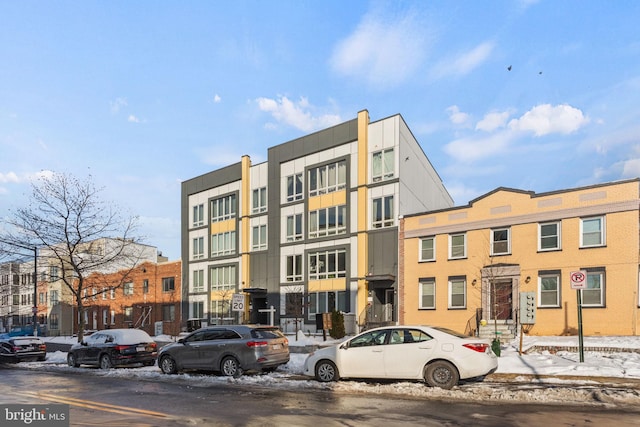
[0,336,47,363]
[67,329,157,369]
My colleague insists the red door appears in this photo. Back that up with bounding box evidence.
[492,280,512,320]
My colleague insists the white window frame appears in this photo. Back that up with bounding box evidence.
[372,148,395,182]
[286,254,303,282]
[193,237,204,260]
[539,221,561,251]
[286,173,303,202]
[419,237,435,262]
[252,187,267,214]
[308,160,347,197]
[192,269,204,293]
[308,249,347,280]
[449,233,467,259]
[309,205,347,238]
[448,277,466,309]
[580,216,605,248]
[192,204,204,227]
[211,231,236,256]
[581,270,605,307]
[210,265,236,291]
[491,227,511,256]
[419,278,436,309]
[286,213,303,242]
[538,273,560,307]
[252,224,267,251]
[211,194,237,223]
[123,282,134,295]
[372,195,394,228]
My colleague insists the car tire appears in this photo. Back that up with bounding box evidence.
[221,356,242,378]
[159,356,178,374]
[424,360,459,389]
[315,360,339,382]
[99,354,113,370]
[67,353,79,368]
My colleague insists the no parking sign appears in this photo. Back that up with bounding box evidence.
[570,271,587,290]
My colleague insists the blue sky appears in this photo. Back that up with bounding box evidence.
[1,1,639,260]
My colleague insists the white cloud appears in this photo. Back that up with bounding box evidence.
[255,96,341,132]
[508,104,589,136]
[476,111,512,132]
[128,115,140,123]
[444,131,514,163]
[431,41,495,79]
[621,158,640,177]
[330,8,429,87]
[0,172,20,184]
[110,97,128,114]
[446,105,471,126]
[213,94,221,103]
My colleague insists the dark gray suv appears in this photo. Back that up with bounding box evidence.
[158,325,289,377]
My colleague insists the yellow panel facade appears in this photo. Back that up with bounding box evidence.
[400,179,640,336]
[210,219,236,234]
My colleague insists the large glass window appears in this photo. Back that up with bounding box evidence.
[211,231,236,256]
[123,282,134,295]
[286,173,303,202]
[286,214,303,242]
[372,148,394,182]
[210,265,236,291]
[307,291,346,320]
[192,237,204,259]
[419,237,435,262]
[309,205,347,238]
[252,187,267,214]
[193,269,204,292]
[582,270,605,307]
[491,228,510,255]
[191,301,204,319]
[286,255,303,282]
[539,221,561,251]
[419,278,435,309]
[372,196,394,228]
[309,160,347,197]
[309,249,346,280]
[252,224,267,250]
[448,277,466,308]
[211,194,237,222]
[449,233,467,259]
[581,216,605,247]
[192,204,204,227]
[538,272,560,307]
[162,277,175,292]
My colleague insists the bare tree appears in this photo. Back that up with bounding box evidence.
[0,172,147,342]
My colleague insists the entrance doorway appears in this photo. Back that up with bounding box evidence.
[492,280,513,320]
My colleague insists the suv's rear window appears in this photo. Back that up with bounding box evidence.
[250,328,284,339]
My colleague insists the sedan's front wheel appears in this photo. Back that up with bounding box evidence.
[159,356,178,374]
[67,353,79,368]
[315,360,339,382]
[221,356,242,377]
[424,360,459,389]
[99,354,113,370]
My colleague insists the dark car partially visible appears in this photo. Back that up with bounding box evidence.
[0,336,47,363]
[67,329,157,369]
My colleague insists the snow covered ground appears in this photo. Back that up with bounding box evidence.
[16,332,640,408]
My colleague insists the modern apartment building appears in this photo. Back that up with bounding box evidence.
[399,179,640,337]
[181,110,453,332]
[0,260,37,334]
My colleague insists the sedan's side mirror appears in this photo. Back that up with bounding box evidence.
[339,342,349,350]
[178,338,185,344]
[81,341,88,346]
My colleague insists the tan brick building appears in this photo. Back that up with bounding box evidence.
[400,179,640,337]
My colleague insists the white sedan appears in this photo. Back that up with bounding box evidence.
[303,325,498,389]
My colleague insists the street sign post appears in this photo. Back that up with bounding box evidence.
[570,271,587,362]
[231,294,245,312]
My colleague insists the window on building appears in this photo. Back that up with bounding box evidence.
[286,255,303,282]
[581,216,605,247]
[539,272,560,307]
[210,300,233,323]
[50,313,59,329]
[102,309,108,326]
[309,160,347,197]
[448,277,466,309]
[210,265,236,291]
[372,148,394,182]
[39,292,46,304]
[372,196,394,228]
[491,228,510,255]
[110,310,115,325]
[50,290,59,305]
[162,277,175,292]
[101,287,106,300]
[309,205,347,238]
[252,224,267,250]
[162,305,175,321]
[211,194,237,223]
[211,231,236,256]
[286,213,303,242]
[286,173,303,202]
[124,307,133,322]
[50,266,59,281]
[252,187,267,214]
[143,279,149,294]
[191,301,204,319]
[449,233,467,259]
[419,278,436,309]
[419,237,435,262]
[307,291,346,320]
[110,288,115,299]
[582,269,605,307]
[193,204,204,227]
[309,249,346,280]
[123,282,134,295]
[193,237,204,259]
[539,221,561,251]
[285,292,304,317]
[193,269,204,292]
